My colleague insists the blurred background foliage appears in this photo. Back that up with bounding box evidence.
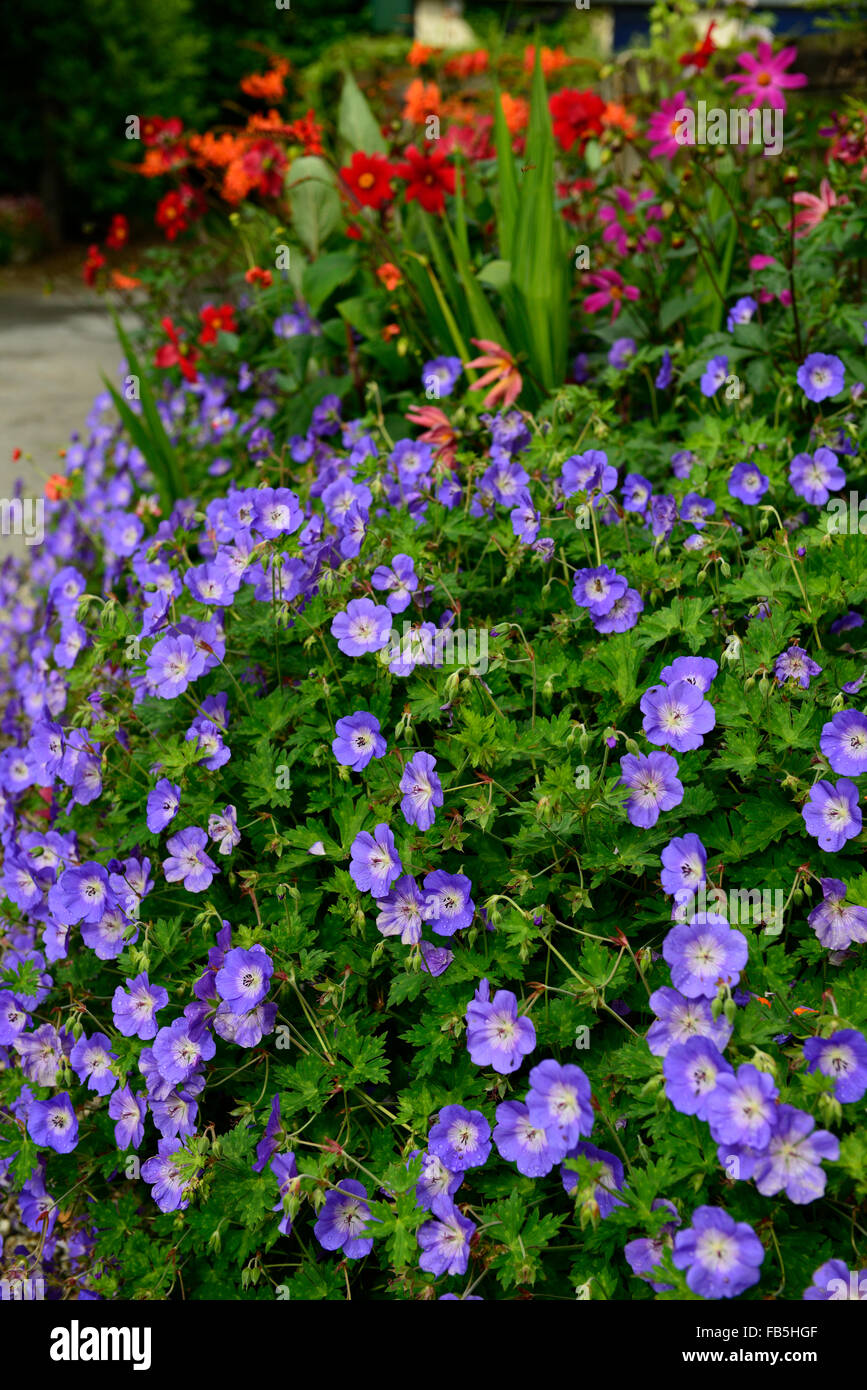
[2,0,372,240]
[3,0,865,247]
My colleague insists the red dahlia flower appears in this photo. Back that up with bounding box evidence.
[106,214,129,250]
[339,151,398,209]
[549,90,606,153]
[155,187,202,241]
[82,244,106,287]
[154,317,199,383]
[140,116,183,147]
[239,138,287,200]
[395,146,455,214]
[678,22,717,70]
[198,303,238,344]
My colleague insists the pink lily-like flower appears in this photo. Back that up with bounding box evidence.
[405,404,460,469]
[465,339,523,410]
[791,178,849,237]
[583,269,640,322]
[724,42,807,112]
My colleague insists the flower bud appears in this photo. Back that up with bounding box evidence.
[443,670,461,701]
[751,1049,777,1076]
[579,1197,600,1230]
[640,1072,665,1097]
[818,1092,842,1127]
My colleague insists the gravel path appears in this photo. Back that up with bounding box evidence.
[0,256,134,553]
[0,293,126,490]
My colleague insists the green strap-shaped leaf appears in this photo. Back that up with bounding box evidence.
[492,83,519,262]
[108,313,185,506]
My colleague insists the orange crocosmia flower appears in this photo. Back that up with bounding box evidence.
[246,110,295,136]
[289,109,325,156]
[45,474,72,501]
[138,148,174,178]
[793,1006,819,1016]
[110,270,142,291]
[439,98,478,125]
[408,41,435,66]
[524,44,573,76]
[755,996,772,1008]
[138,139,187,177]
[382,323,401,341]
[189,132,246,168]
[402,78,440,123]
[602,102,637,138]
[376,262,402,290]
[222,157,258,205]
[241,58,290,101]
[500,92,529,135]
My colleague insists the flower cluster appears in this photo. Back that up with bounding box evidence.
[8,19,867,1307]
